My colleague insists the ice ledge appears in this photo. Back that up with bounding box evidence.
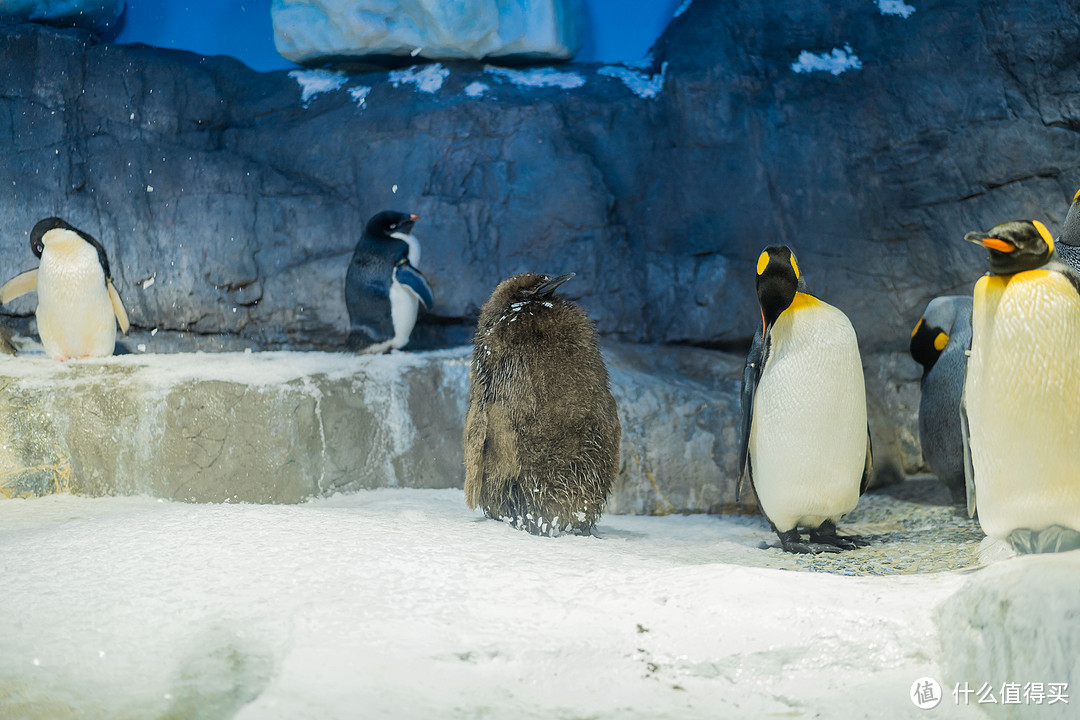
[0,345,747,513]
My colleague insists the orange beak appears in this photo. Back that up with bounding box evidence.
[980,237,1015,253]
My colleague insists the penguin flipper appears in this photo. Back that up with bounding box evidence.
[737,331,765,503]
[393,261,434,310]
[960,384,977,518]
[463,399,486,510]
[108,281,130,334]
[860,429,873,495]
[0,269,38,304]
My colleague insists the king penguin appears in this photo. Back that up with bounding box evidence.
[909,295,972,505]
[464,273,621,536]
[0,217,129,360]
[344,210,433,354]
[962,219,1080,553]
[738,245,872,554]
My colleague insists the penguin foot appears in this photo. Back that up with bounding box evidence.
[808,521,869,551]
[1006,525,1080,554]
[777,529,842,554]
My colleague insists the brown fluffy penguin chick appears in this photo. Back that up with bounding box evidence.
[464,273,621,536]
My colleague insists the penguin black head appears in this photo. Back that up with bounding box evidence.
[754,245,804,331]
[30,216,113,282]
[366,211,419,240]
[964,220,1054,275]
[910,315,949,376]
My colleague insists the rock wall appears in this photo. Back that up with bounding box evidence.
[3,1,1077,495]
[0,0,122,37]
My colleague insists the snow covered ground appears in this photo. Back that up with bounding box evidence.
[0,487,994,719]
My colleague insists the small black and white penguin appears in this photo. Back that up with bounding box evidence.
[344,210,433,354]
[464,273,621,536]
[1054,186,1080,272]
[909,295,972,505]
[738,245,871,554]
[962,219,1080,553]
[0,217,129,360]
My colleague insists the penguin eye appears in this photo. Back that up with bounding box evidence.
[389,224,398,230]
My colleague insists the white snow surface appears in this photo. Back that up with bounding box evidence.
[599,62,669,99]
[0,489,985,719]
[877,0,916,18]
[288,69,348,106]
[484,65,586,89]
[388,64,450,94]
[791,44,863,75]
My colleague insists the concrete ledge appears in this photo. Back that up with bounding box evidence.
[0,345,919,513]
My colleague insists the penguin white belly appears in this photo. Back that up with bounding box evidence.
[750,299,866,532]
[967,271,1080,538]
[36,241,116,360]
[388,279,420,350]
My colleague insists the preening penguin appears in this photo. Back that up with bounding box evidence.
[345,210,433,354]
[0,217,129,360]
[962,220,1080,553]
[909,295,972,505]
[464,273,621,536]
[1055,186,1080,272]
[738,246,871,554]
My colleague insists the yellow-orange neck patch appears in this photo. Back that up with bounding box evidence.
[934,332,948,351]
[756,251,769,276]
[911,318,923,338]
[1032,220,1054,252]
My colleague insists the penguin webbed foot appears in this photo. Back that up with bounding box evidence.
[808,520,869,551]
[776,529,842,555]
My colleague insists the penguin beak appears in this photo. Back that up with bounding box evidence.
[534,273,575,297]
[965,232,1015,254]
[409,214,420,221]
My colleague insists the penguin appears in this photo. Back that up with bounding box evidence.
[1055,186,1080,272]
[0,217,129,360]
[464,272,621,536]
[909,295,972,505]
[738,245,872,554]
[962,219,1080,553]
[344,210,433,354]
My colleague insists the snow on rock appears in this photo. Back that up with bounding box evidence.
[673,0,693,18]
[271,0,586,65]
[484,64,586,89]
[938,551,1080,719]
[0,489,985,719]
[388,64,450,94]
[348,85,372,108]
[464,81,489,98]
[288,68,347,106]
[791,44,863,75]
[598,62,669,99]
[0,0,123,36]
[877,1,917,19]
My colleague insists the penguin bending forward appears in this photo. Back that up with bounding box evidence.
[464,273,621,536]
[738,246,871,554]
[962,220,1080,553]
[0,217,129,360]
[910,295,972,505]
[345,210,433,354]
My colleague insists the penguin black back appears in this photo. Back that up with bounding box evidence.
[1055,187,1080,272]
[31,217,114,283]
[464,272,621,536]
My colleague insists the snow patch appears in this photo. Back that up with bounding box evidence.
[388,64,450,94]
[484,65,586,90]
[876,0,916,18]
[349,85,372,109]
[791,44,863,76]
[598,62,669,99]
[673,0,693,18]
[288,69,347,107]
[464,81,489,98]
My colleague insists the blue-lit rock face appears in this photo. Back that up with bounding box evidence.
[271,0,585,65]
[0,0,123,37]
[2,0,1079,357]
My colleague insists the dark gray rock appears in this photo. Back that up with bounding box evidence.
[2,1,1077,494]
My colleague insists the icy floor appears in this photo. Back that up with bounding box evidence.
[0,487,988,719]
